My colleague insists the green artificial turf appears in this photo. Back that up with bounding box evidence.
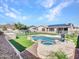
[9,35,34,52]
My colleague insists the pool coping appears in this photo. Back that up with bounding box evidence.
[27,34,61,42]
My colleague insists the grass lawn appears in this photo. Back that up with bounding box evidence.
[25,32,58,35]
[9,35,34,52]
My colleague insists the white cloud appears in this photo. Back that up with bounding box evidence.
[10,8,21,14]
[5,12,17,19]
[1,2,10,13]
[0,0,31,22]
[5,12,29,21]
[40,0,56,8]
[0,1,21,19]
[22,16,28,20]
[45,0,74,21]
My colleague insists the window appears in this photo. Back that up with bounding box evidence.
[49,28,54,31]
[64,28,68,31]
[42,28,45,31]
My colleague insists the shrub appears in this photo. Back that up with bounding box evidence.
[16,36,19,39]
[46,51,68,59]
[65,33,77,45]
[55,51,68,59]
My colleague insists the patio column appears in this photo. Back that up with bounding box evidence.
[45,28,48,32]
[47,28,49,32]
[54,28,57,33]
[62,28,64,33]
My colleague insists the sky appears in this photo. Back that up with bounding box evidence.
[0,0,79,25]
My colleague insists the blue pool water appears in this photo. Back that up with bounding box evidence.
[32,36,56,45]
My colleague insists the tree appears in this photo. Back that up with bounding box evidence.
[14,22,29,30]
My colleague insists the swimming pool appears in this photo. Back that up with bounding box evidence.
[32,36,56,45]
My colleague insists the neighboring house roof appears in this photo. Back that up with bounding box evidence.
[29,26,38,29]
[38,25,48,28]
[29,25,37,28]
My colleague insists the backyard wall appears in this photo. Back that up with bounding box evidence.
[0,33,20,59]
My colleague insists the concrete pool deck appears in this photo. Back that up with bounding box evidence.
[27,34,75,59]
[31,34,61,38]
[37,40,75,59]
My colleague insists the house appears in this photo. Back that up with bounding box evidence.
[5,24,15,30]
[37,25,48,32]
[29,26,38,32]
[37,23,79,34]
[47,23,74,33]
[0,24,15,31]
